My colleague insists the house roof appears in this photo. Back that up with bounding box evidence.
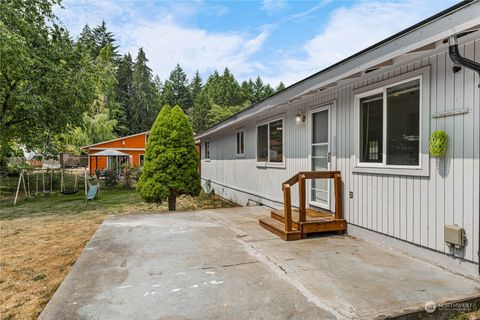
[90,149,131,157]
[195,0,480,139]
[81,131,149,149]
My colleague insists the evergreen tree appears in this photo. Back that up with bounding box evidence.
[192,90,211,133]
[77,24,95,56]
[219,67,241,106]
[240,80,255,103]
[116,53,134,135]
[92,21,119,59]
[137,105,200,210]
[276,81,286,92]
[189,70,203,104]
[130,48,160,133]
[204,70,222,105]
[252,76,265,103]
[263,84,275,98]
[162,64,192,114]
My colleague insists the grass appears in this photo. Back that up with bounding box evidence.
[0,176,236,320]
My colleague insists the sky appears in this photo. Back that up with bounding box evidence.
[55,0,457,86]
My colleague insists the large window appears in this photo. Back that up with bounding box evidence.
[236,131,245,156]
[257,118,283,163]
[358,78,420,167]
[204,141,210,160]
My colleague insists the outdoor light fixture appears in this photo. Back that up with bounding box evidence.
[295,113,305,125]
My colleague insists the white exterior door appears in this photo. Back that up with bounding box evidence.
[309,106,330,209]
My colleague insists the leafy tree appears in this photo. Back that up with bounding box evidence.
[162,64,192,114]
[137,105,200,210]
[130,48,161,133]
[210,103,247,125]
[191,90,211,133]
[0,0,94,164]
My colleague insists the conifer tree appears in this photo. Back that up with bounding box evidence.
[116,53,134,134]
[189,70,203,104]
[192,90,212,133]
[137,105,200,210]
[252,76,265,103]
[130,48,160,133]
[162,64,192,114]
[92,21,119,59]
[276,82,286,92]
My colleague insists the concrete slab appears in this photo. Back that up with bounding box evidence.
[40,207,480,320]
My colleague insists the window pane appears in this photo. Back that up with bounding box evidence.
[312,111,328,144]
[360,93,383,163]
[240,132,244,154]
[269,120,283,162]
[386,79,420,165]
[236,132,240,154]
[257,125,268,161]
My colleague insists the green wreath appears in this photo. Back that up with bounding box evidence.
[429,130,447,157]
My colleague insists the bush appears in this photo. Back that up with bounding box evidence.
[104,169,118,187]
[137,105,200,210]
[122,164,141,189]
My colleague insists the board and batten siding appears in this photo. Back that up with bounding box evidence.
[201,37,479,264]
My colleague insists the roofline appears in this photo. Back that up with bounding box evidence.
[196,0,478,139]
[81,131,149,149]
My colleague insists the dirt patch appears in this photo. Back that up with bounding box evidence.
[0,189,236,320]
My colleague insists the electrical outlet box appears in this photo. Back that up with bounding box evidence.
[444,225,465,249]
[349,191,353,199]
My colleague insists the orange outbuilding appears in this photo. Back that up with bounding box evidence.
[83,132,149,176]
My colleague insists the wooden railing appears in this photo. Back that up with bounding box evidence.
[281,171,342,232]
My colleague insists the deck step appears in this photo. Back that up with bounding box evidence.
[271,210,300,229]
[258,217,302,241]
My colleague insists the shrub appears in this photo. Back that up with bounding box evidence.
[137,105,200,210]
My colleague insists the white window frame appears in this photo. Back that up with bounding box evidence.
[256,116,285,168]
[139,154,145,167]
[236,130,245,157]
[353,67,430,176]
[204,141,210,161]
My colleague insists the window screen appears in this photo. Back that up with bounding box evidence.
[386,79,420,165]
[257,125,268,162]
[360,93,383,163]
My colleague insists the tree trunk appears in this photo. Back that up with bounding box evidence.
[168,195,176,211]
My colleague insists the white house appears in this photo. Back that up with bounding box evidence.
[196,1,480,277]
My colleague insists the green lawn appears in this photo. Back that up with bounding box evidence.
[0,177,236,320]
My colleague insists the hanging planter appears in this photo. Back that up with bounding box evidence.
[429,130,447,157]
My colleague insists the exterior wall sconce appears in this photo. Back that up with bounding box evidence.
[295,113,306,125]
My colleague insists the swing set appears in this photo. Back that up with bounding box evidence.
[13,168,99,205]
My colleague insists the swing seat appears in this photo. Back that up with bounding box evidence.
[61,190,79,195]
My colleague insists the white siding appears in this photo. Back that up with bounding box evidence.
[201,38,480,263]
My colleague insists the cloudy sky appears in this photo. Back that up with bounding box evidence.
[55,0,456,86]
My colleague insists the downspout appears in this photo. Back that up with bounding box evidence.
[448,34,480,275]
[448,34,480,87]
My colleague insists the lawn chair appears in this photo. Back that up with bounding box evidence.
[86,183,99,202]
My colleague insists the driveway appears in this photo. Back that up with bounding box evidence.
[39,207,480,319]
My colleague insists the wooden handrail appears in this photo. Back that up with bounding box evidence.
[281,170,343,232]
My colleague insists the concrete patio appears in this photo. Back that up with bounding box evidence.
[40,207,480,319]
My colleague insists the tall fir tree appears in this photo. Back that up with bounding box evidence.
[77,24,95,56]
[130,48,161,133]
[219,67,241,106]
[276,82,286,92]
[240,79,255,103]
[162,64,192,114]
[252,76,265,103]
[115,53,134,135]
[92,21,119,60]
[192,90,212,133]
[189,70,203,104]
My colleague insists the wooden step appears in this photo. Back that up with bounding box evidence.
[271,210,300,229]
[258,217,302,241]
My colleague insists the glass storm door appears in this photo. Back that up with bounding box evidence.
[310,107,330,209]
